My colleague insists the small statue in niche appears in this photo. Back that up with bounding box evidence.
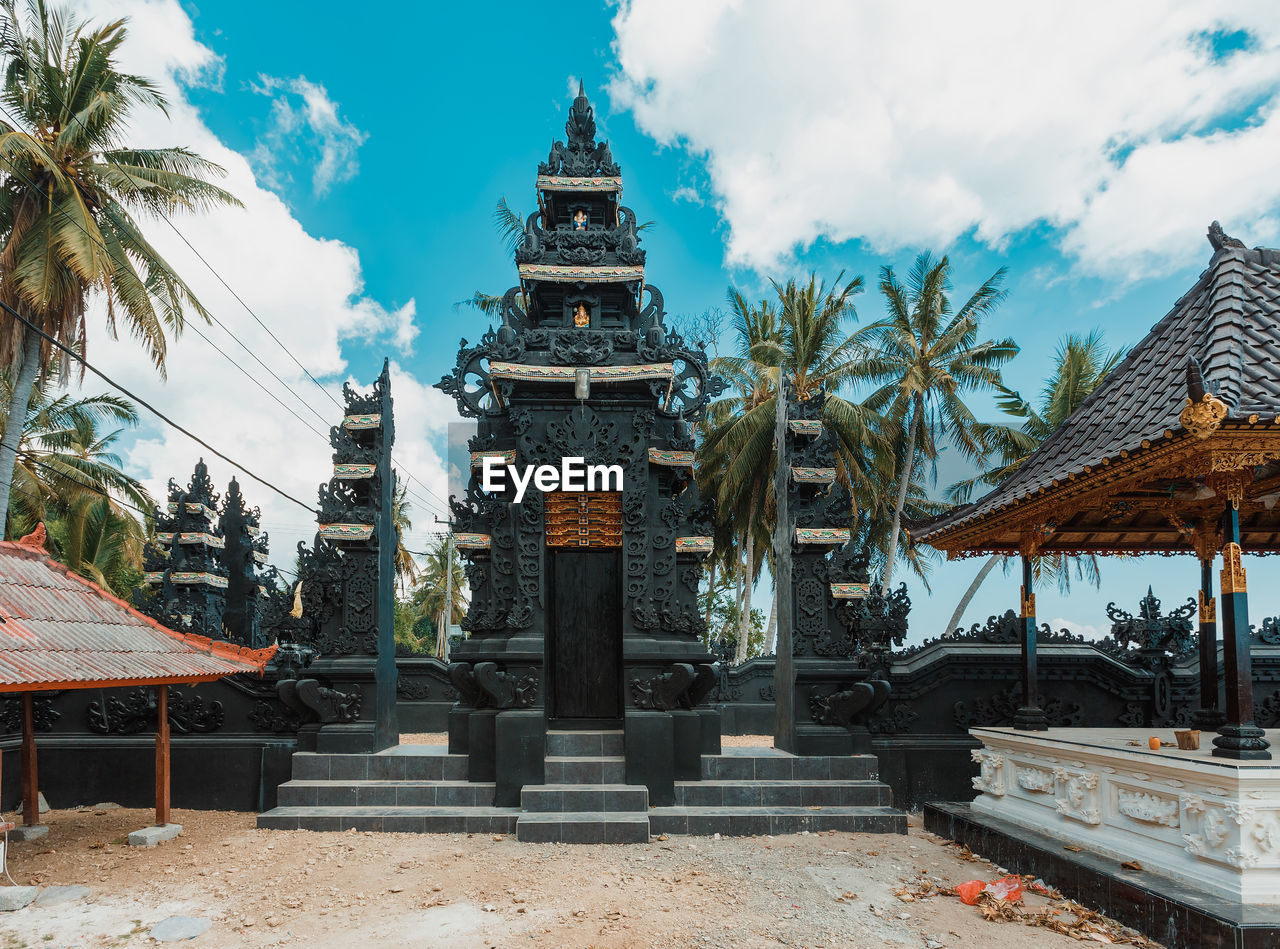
[572,209,588,230]
[573,303,590,327]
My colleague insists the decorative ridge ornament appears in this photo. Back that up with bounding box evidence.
[1182,392,1229,439]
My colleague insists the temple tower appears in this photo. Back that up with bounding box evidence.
[437,84,725,804]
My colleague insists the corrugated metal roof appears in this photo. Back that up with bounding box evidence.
[0,528,275,691]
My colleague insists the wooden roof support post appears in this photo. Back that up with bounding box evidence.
[155,684,171,825]
[1013,553,1048,731]
[1212,494,1270,759]
[20,693,38,827]
[1193,534,1225,730]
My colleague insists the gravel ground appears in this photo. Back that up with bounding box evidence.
[0,805,1160,948]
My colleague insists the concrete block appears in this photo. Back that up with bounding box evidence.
[9,824,49,842]
[35,885,89,907]
[0,886,38,911]
[127,823,183,847]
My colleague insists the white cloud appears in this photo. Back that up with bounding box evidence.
[63,0,450,567]
[1050,618,1105,641]
[250,74,367,196]
[609,0,1280,280]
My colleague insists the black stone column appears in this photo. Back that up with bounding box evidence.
[1013,555,1047,730]
[1213,502,1270,759]
[1194,555,1226,730]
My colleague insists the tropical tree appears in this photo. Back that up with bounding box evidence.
[410,533,467,659]
[2,363,150,535]
[0,0,239,526]
[942,330,1126,632]
[852,253,1018,588]
[698,275,879,662]
[391,477,420,597]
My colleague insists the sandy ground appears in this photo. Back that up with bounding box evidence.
[0,805,1160,949]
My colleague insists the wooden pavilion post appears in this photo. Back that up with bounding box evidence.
[1193,537,1225,730]
[1212,493,1270,760]
[20,693,38,827]
[1014,552,1047,731]
[155,684,171,825]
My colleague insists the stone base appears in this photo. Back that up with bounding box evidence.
[8,824,49,842]
[968,726,1280,904]
[127,823,183,847]
[926,802,1280,949]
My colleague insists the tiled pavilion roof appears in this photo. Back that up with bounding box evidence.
[0,526,276,692]
[915,224,1280,555]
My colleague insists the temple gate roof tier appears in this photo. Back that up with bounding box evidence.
[914,224,1280,558]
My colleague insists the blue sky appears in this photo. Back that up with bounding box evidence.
[70,1,1280,642]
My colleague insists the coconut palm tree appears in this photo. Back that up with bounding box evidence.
[0,0,239,525]
[410,533,467,658]
[2,362,150,538]
[699,275,878,662]
[391,477,420,597]
[852,253,1018,588]
[942,330,1126,632]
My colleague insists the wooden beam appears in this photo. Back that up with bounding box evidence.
[20,693,37,828]
[155,685,171,825]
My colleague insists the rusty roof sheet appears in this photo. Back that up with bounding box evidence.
[916,233,1280,544]
[0,529,275,691]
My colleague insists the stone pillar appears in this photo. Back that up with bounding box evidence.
[20,693,38,828]
[1013,555,1047,730]
[1194,553,1225,729]
[1213,500,1270,759]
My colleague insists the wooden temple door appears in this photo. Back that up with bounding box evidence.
[546,493,624,722]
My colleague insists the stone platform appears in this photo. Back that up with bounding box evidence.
[967,726,1280,905]
[257,733,905,842]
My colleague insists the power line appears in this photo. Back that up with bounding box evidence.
[0,299,318,514]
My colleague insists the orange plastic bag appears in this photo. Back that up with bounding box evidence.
[955,875,1024,905]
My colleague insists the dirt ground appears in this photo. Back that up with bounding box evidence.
[0,805,1160,949]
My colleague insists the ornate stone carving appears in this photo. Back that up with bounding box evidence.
[473,662,538,710]
[1014,765,1055,794]
[972,749,1005,796]
[1054,768,1101,825]
[1117,788,1180,827]
[631,663,695,711]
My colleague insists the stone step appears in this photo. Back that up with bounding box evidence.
[291,749,468,782]
[545,730,624,758]
[521,783,648,813]
[516,812,650,844]
[544,755,626,785]
[649,805,907,837]
[674,780,891,808]
[256,805,519,835]
[277,780,495,808]
[701,752,879,782]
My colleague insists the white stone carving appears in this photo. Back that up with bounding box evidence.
[1117,788,1179,828]
[1015,765,1055,794]
[971,750,1005,796]
[1054,768,1101,825]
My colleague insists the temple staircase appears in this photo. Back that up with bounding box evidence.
[258,736,905,840]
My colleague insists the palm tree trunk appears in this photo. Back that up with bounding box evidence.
[732,557,745,663]
[945,554,1000,636]
[736,501,758,664]
[0,334,40,537]
[881,398,919,589]
[703,560,717,636]
[764,592,777,655]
